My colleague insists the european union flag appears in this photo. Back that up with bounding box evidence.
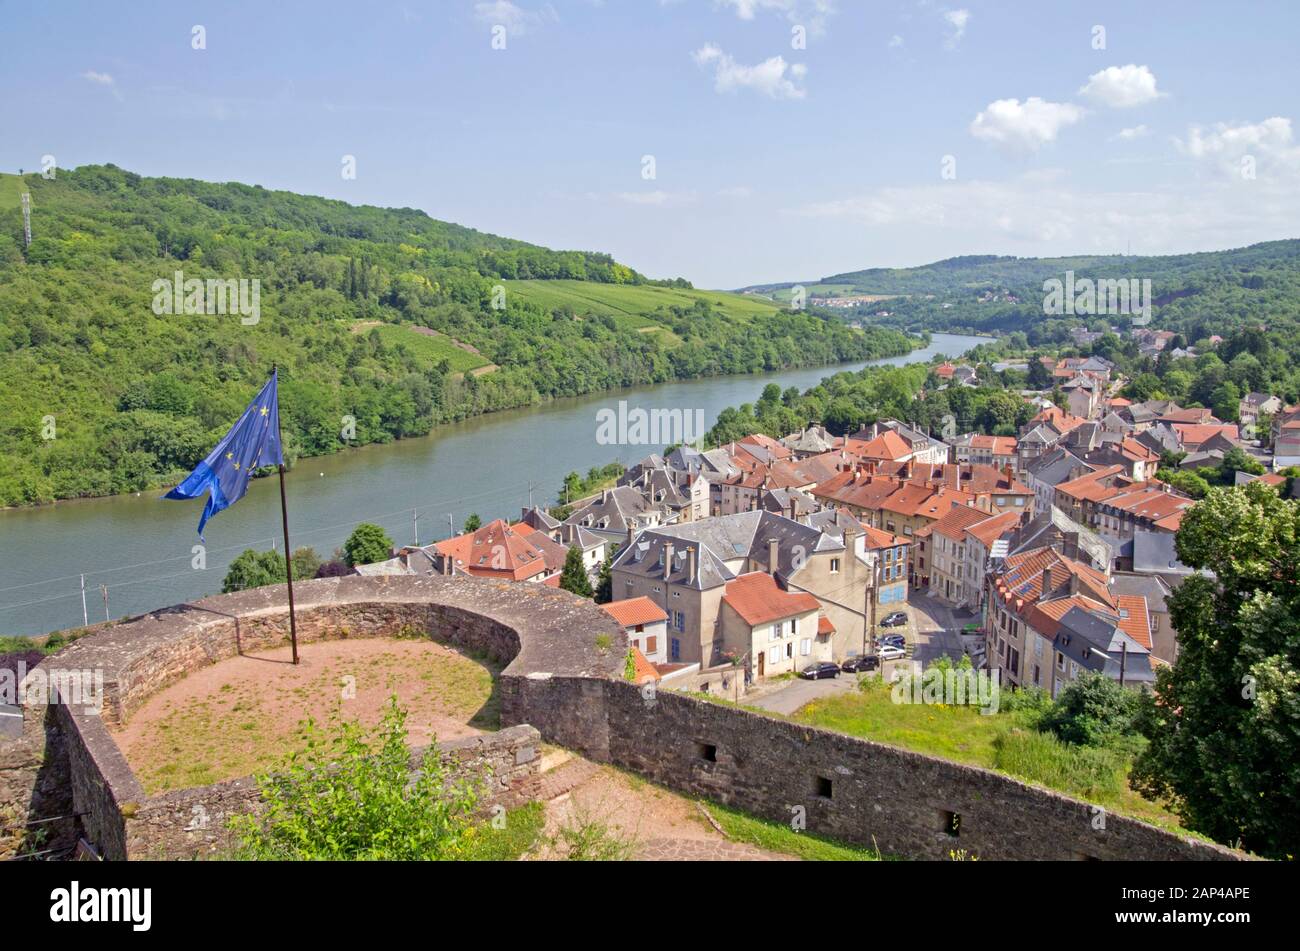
[164,370,283,538]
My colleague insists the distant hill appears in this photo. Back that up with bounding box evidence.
[742,241,1300,335]
[0,166,915,506]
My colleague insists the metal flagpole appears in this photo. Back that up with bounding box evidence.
[272,365,300,665]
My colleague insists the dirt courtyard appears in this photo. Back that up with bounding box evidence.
[113,637,500,794]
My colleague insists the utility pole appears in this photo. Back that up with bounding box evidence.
[80,575,88,627]
[1119,640,1128,687]
[21,193,31,248]
[412,508,419,546]
[447,513,455,538]
[100,585,109,623]
[528,481,534,511]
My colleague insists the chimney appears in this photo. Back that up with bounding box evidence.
[627,525,636,549]
[768,538,780,577]
[687,546,697,584]
[602,488,611,504]
[664,542,675,581]
[1041,567,1053,599]
[843,522,858,576]
[788,497,797,521]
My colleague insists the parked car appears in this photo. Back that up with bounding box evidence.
[800,662,841,680]
[876,644,906,661]
[880,611,908,628]
[841,655,880,673]
[877,634,906,649]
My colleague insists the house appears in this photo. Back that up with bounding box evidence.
[602,596,669,668]
[421,518,565,583]
[842,428,916,464]
[1045,605,1155,696]
[926,505,1003,607]
[782,424,840,459]
[952,433,1017,468]
[565,485,671,545]
[859,524,911,614]
[610,510,871,664]
[1053,467,1194,541]
[1171,423,1239,453]
[985,545,1116,690]
[1238,393,1281,437]
[872,419,951,464]
[1063,375,1103,420]
[718,571,828,679]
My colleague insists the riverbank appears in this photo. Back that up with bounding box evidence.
[0,333,985,636]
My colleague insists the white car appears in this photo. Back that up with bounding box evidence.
[877,644,906,661]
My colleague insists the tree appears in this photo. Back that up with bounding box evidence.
[222,547,321,593]
[230,699,482,860]
[594,548,616,604]
[1132,483,1300,858]
[462,513,482,533]
[343,523,394,568]
[559,545,594,598]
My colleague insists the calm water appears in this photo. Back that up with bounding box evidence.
[0,333,985,635]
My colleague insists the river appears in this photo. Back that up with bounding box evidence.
[0,333,986,636]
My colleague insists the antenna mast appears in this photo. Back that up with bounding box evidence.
[21,193,31,248]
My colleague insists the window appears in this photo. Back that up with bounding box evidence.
[1056,652,1064,672]
[800,638,811,656]
[770,623,781,641]
[769,648,780,665]
[786,642,793,659]
[674,611,685,632]
[646,635,657,654]
[940,810,961,837]
[671,638,681,661]
[830,558,840,574]
[788,619,797,636]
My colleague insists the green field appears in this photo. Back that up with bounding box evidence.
[505,279,781,327]
[350,321,492,374]
[0,173,27,211]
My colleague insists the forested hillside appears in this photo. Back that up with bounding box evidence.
[0,165,916,506]
[745,241,1300,339]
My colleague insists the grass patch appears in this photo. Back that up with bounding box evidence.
[703,800,884,861]
[505,279,781,325]
[462,801,546,861]
[794,679,1186,832]
[349,321,490,373]
[0,173,26,211]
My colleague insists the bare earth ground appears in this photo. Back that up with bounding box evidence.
[114,638,499,794]
[531,757,792,861]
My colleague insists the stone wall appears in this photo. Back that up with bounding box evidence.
[125,725,542,860]
[599,680,1242,861]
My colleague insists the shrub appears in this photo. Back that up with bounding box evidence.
[229,698,482,860]
[1042,672,1141,747]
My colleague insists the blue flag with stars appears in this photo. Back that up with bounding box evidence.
[164,370,283,538]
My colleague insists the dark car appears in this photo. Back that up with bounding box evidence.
[877,633,906,649]
[841,655,880,673]
[800,662,841,680]
[880,611,908,628]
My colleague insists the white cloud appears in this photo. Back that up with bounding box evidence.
[1177,117,1300,176]
[614,190,696,207]
[969,98,1084,153]
[942,9,970,49]
[718,185,754,198]
[1115,125,1150,141]
[692,44,808,99]
[888,34,904,48]
[474,1,556,36]
[714,0,836,34]
[790,177,1300,254]
[81,70,115,85]
[1079,64,1164,108]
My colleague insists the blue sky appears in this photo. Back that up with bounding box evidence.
[3,0,1298,287]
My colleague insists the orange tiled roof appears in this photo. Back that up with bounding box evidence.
[602,596,669,628]
[1172,423,1239,447]
[722,571,821,627]
[1115,595,1152,650]
[964,510,1021,546]
[817,615,835,636]
[435,518,551,581]
[630,646,660,685]
[843,429,913,462]
[930,505,1000,542]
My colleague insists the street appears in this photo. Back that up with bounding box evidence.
[744,590,974,716]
